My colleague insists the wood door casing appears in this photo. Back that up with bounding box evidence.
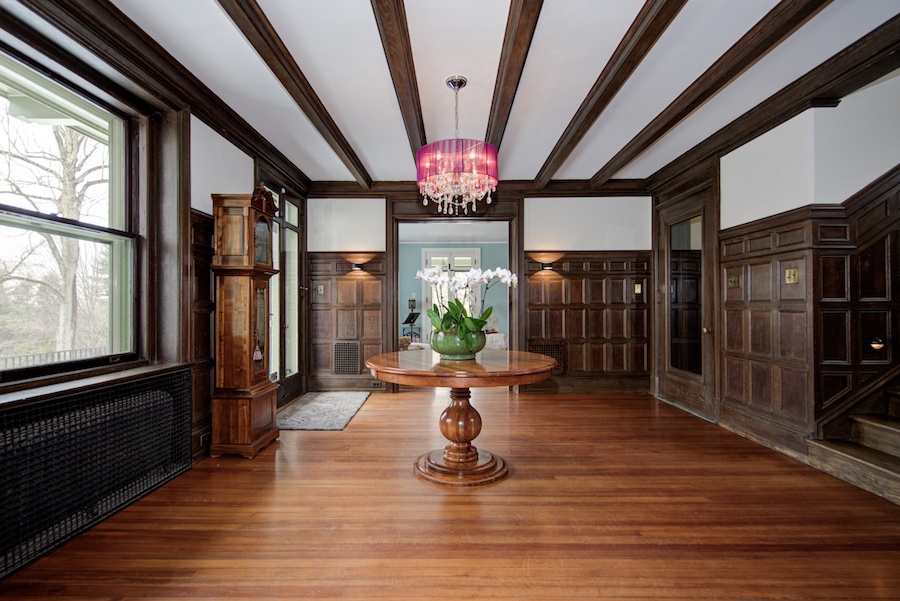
[655,186,719,421]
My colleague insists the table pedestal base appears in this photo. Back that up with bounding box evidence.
[414,386,509,486]
[415,449,508,486]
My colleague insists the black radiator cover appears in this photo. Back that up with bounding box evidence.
[0,367,192,580]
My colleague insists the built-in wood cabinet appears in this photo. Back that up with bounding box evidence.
[210,185,280,458]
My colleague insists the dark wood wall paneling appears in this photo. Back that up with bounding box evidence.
[719,212,816,454]
[308,252,387,391]
[524,251,652,392]
[719,166,900,453]
[189,211,215,462]
[814,168,900,437]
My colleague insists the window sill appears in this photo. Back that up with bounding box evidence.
[0,361,190,408]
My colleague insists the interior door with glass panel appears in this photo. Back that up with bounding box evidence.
[656,190,717,420]
[421,248,480,343]
[267,191,304,406]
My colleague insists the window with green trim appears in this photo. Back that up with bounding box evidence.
[0,50,134,381]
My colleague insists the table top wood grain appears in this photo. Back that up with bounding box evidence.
[366,349,556,389]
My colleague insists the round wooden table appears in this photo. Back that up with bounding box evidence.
[365,349,556,486]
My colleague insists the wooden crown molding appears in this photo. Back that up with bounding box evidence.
[308,179,649,198]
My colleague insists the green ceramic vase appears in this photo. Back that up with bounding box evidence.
[430,330,486,360]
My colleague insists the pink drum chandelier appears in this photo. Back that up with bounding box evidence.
[415,76,498,215]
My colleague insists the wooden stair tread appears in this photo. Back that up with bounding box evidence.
[850,413,900,429]
[808,439,900,473]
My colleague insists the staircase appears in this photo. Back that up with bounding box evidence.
[807,388,900,504]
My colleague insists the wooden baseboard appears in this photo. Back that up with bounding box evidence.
[307,374,386,392]
[521,375,649,394]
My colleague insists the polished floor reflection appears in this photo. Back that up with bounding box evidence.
[3,389,899,600]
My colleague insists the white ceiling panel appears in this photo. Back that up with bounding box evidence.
[406,1,509,143]
[109,0,351,181]
[98,0,898,190]
[556,0,781,180]
[499,0,645,180]
[258,0,414,181]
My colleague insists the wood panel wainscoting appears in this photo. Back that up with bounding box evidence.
[2,389,899,598]
[719,166,900,458]
[188,210,215,462]
[308,252,387,391]
[523,251,651,392]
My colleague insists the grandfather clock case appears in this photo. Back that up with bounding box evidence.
[210,185,280,458]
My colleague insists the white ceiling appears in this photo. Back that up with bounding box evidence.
[106,0,899,187]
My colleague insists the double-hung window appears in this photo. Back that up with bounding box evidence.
[0,50,134,382]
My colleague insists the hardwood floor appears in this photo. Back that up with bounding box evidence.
[3,390,899,600]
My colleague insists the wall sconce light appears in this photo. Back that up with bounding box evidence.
[528,252,565,271]
[341,253,376,273]
[869,336,886,350]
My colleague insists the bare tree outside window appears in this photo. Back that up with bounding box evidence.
[0,94,114,367]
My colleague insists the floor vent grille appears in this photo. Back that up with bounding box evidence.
[333,342,360,375]
[528,343,566,375]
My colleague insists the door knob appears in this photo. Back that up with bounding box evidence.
[702,327,712,334]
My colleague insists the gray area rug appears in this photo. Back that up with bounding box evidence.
[277,391,370,430]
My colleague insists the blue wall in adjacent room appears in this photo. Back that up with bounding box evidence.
[398,242,511,340]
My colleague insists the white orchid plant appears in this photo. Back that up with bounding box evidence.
[415,267,518,351]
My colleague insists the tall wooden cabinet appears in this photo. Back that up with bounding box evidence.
[210,185,280,458]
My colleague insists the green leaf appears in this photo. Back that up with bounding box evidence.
[479,305,493,321]
[426,307,442,330]
[463,329,475,351]
[457,320,470,339]
[441,312,455,331]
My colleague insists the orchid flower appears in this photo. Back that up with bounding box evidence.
[416,266,518,350]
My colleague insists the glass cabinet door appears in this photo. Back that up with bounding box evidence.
[254,215,271,266]
[252,279,268,382]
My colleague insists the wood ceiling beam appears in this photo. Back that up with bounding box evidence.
[590,0,831,188]
[503,179,650,196]
[309,179,649,198]
[532,0,687,189]
[371,0,427,159]
[218,0,372,189]
[485,0,543,149]
[649,13,900,192]
[9,0,312,194]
